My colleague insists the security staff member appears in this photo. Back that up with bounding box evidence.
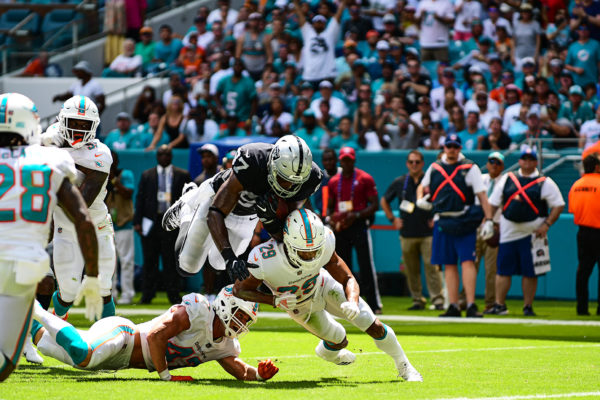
[569,153,600,316]
[326,147,382,313]
[488,148,565,316]
[416,134,495,318]
[381,150,444,311]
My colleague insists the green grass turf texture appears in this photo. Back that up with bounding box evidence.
[2,296,600,400]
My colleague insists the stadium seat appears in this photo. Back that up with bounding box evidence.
[422,60,438,82]
[40,10,79,49]
[0,10,40,34]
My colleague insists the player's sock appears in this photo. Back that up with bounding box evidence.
[36,331,78,366]
[102,298,115,318]
[36,294,52,310]
[315,340,340,362]
[35,302,88,365]
[373,324,409,369]
[52,291,71,318]
[30,320,43,338]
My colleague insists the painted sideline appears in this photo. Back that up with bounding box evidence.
[433,391,600,400]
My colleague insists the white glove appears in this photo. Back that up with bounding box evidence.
[416,194,433,211]
[340,301,360,321]
[480,220,495,240]
[274,293,297,311]
[74,276,103,322]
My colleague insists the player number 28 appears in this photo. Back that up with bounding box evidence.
[0,164,52,223]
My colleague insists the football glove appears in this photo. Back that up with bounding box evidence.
[257,359,279,380]
[74,276,103,322]
[222,248,254,282]
[340,301,360,320]
[274,293,297,311]
[416,194,433,211]
[255,193,279,223]
[480,219,495,240]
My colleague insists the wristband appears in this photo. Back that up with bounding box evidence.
[159,369,171,381]
[221,247,236,262]
[255,369,264,381]
[209,206,227,218]
[543,220,551,227]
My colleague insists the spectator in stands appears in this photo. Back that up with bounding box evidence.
[292,0,346,87]
[194,143,222,185]
[571,0,600,43]
[181,102,219,143]
[153,24,183,69]
[296,109,327,151]
[137,111,168,148]
[431,68,464,114]
[483,5,512,41]
[106,151,136,305]
[104,0,127,65]
[410,96,439,129]
[311,81,348,119]
[542,104,579,149]
[546,8,570,48]
[103,38,143,77]
[512,3,542,70]
[162,72,188,112]
[326,146,382,314]
[186,16,213,50]
[453,0,483,41]
[261,97,292,136]
[125,0,146,41]
[488,148,565,316]
[149,95,187,151]
[135,26,156,75]
[53,61,105,115]
[558,85,594,130]
[316,99,338,136]
[342,3,373,41]
[19,51,62,77]
[215,58,257,123]
[480,116,511,150]
[204,20,228,60]
[579,106,600,150]
[447,105,466,136]
[416,134,494,318]
[422,121,446,150]
[566,24,600,88]
[208,0,238,32]
[178,32,204,78]
[569,153,600,316]
[398,59,432,114]
[415,0,455,62]
[329,116,360,150]
[134,145,191,305]
[236,12,273,81]
[104,112,146,150]
[132,85,161,124]
[354,100,376,138]
[381,150,444,311]
[458,110,487,151]
[215,112,246,138]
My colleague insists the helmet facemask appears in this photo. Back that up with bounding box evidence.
[60,117,96,148]
[214,285,258,339]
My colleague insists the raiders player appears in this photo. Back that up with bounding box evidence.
[162,135,322,282]
[233,209,423,381]
[31,286,279,381]
[41,95,116,319]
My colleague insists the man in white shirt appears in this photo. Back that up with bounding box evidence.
[579,106,600,150]
[52,61,105,115]
[487,148,565,316]
[293,0,346,85]
[430,68,464,113]
[415,0,455,62]
[207,0,238,32]
[482,6,512,41]
[106,39,143,76]
[310,81,349,118]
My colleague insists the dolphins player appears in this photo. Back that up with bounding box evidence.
[234,208,422,381]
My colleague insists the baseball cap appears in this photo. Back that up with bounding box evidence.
[376,40,390,51]
[479,37,493,46]
[444,134,462,147]
[383,13,396,23]
[116,111,131,121]
[312,15,327,23]
[520,2,533,11]
[338,146,356,160]
[140,26,153,34]
[302,109,316,117]
[527,106,540,118]
[521,56,536,66]
[505,83,519,92]
[569,85,584,95]
[520,147,538,160]
[269,82,282,90]
[442,68,455,78]
[488,151,505,163]
[468,65,483,74]
[344,39,357,48]
[549,58,563,68]
[73,60,92,74]
[366,29,379,39]
[194,16,206,23]
[198,143,219,157]
[300,81,313,90]
[319,80,333,89]
[249,12,262,20]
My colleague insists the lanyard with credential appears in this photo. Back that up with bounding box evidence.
[402,174,410,201]
[338,171,357,203]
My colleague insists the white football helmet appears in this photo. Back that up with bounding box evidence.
[283,208,326,270]
[214,285,258,339]
[0,93,41,145]
[58,95,99,149]
[267,135,312,198]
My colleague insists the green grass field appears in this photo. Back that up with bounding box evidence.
[2,296,600,400]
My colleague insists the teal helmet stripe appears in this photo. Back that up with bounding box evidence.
[78,96,86,114]
[0,96,8,124]
[299,208,313,245]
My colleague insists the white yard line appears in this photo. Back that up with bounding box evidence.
[434,392,600,400]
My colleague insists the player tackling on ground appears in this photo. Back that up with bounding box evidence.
[0,93,100,381]
[30,285,279,381]
[234,208,422,381]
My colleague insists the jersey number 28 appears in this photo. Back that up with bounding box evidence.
[0,164,52,223]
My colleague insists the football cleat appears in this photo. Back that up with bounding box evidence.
[397,362,423,382]
[162,199,184,231]
[332,349,356,365]
[23,339,43,364]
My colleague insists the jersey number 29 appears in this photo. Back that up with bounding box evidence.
[0,164,52,223]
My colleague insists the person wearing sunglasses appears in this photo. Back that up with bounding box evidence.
[416,134,495,318]
[381,150,444,311]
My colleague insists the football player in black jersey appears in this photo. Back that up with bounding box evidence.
[162,135,322,282]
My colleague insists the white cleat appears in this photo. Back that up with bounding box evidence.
[398,362,423,382]
[315,341,356,365]
[23,339,43,364]
[333,349,356,365]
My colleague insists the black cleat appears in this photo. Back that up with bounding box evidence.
[439,304,461,317]
[466,303,483,318]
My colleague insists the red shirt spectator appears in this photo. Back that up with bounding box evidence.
[328,166,377,213]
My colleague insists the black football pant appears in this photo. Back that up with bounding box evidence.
[334,220,382,311]
[576,226,600,314]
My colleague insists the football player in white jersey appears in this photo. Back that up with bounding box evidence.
[234,208,423,381]
[0,93,101,381]
[30,285,279,381]
[41,95,116,320]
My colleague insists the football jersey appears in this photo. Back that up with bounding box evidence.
[50,135,112,225]
[247,227,336,314]
[138,293,241,372]
[210,142,322,215]
[0,145,77,254]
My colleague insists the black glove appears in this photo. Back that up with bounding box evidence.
[255,193,279,223]
[222,248,251,282]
